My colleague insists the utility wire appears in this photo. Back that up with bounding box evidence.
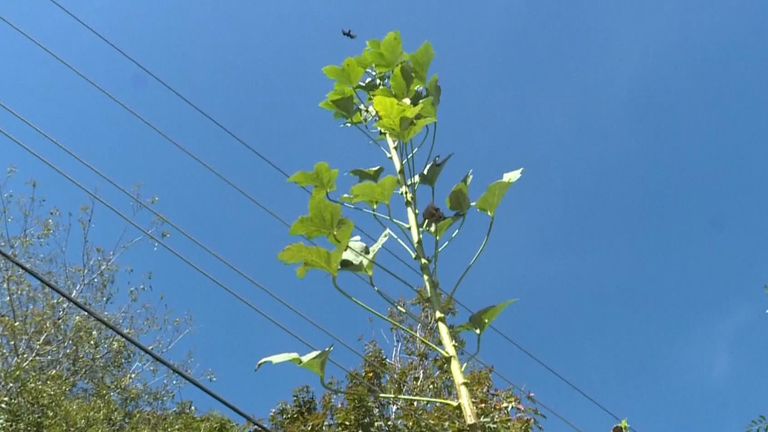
[0,114,580,432]
[0,247,271,432]
[7,8,628,429]
[0,13,435,361]
[0,125,362,390]
[0,122,436,432]
[0,99,371,370]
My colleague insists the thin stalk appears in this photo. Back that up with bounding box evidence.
[438,216,467,253]
[332,277,447,357]
[385,134,478,426]
[387,205,416,252]
[378,393,459,407]
[353,124,389,157]
[323,381,458,406]
[327,194,410,229]
[367,276,426,325]
[422,123,438,171]
[448,217,495,300]
[367,275,408,315]
[371,212,416,258]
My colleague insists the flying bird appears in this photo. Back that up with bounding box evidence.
[342,29,357,39]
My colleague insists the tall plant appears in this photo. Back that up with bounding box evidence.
[258,31,523,428]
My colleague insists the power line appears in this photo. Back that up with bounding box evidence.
[0,12,437,366]
[0,99,371,370]
[0,122,436,432]
[0,114,583,432]
[0,125,359,390]
[4,9,627,429]
[0,247,271,432]
[0,99,444,413]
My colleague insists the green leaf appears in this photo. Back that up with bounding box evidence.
[373,96,420,136]
[290,191,352,245]
[365,31,404,72]
[322,57,365,88]
[409,41,435,84]
[419,153,452,188]
[458,300,517,335]
[391,63,415,99]
[475,168,523,217]
[256,346,333,383]
[339,230,390,275]
[348,166,384,183]
[341,176,399,209]
[436,216,458,239]
[447,171,473,214]
[426,215,459,239]
[319,86,360,122]
[427,75,441,108]
[288,162,338,193]
[403,117,436,142]
[278,243,342,278]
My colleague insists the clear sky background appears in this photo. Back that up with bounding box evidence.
[2,1,768,430]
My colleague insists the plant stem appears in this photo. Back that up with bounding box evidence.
[385,134,478,426]
[332,277,447,356]
[448,217,495,300]
[324,381,458,406]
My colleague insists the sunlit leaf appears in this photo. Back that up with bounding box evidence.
[365,31,404,72]
[419,153,453,188]
[320,86,360,122]
[447,171,473,214]
[322,57,365,88]
[339,230,390,275]
[457,300,517,335]
[409,41,435,84]
[349,166,384,183]
[475,169,523,217]
[435,216,458,239]
[427,75,441,108]
[256,346,334,384]
[288,162,338,193]
[278,243,344,278]
[290,191,352,245]
[341,176,399,209]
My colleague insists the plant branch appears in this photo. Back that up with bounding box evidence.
[438,216,467,253]
[448,217,495,300]
[384,134,478,425]
[331,277,447,356]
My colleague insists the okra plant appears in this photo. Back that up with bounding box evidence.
[257,31,523,428]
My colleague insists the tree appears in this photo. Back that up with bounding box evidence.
[258,31,531,430]
[0,170,243,431]
[268,295,542,431]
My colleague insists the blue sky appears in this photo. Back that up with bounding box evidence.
[2,1,768,430]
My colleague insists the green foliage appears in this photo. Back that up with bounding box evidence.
[257,347,333,385]
[278,243,345,279]
[341,175,399,209]
[268,300,542,432]
[373,95,436,142]
[448,171,473,214]
[419,153,452,189]
[288,161,338,193]
[349,166,385,183]
[280,179,358,278]
[278,31,533,430]
[0,175,243,431]
[320,31,440,142]
[290,191,352,244]
[476,169,524,217]
[457,300,518,337]
[339,231,390,276]
[748,416,768,432]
